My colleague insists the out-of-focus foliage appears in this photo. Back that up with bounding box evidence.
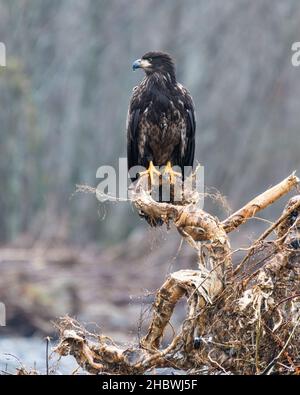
[0,0,299,244]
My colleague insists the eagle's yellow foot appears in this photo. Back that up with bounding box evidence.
[162,161,181,184]
[139,161,161,185]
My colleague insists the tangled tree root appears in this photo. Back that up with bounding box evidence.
[55,173,300,374]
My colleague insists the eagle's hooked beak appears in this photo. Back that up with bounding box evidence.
[132,58,151,71]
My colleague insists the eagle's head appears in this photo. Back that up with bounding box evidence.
[132,51,176,82]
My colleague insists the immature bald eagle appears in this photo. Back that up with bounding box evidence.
[127,51,196,187]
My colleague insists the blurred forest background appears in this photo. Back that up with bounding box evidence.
[0,0,300,372]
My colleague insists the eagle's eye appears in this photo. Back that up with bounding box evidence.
[147,58,152,62]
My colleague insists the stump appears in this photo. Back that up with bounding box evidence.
[55,173,300,374]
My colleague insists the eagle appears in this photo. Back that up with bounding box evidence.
[127,52,196,188]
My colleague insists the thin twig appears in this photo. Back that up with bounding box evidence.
[234,198,300,275]
[45,336,51,375]
[261,315,300,375]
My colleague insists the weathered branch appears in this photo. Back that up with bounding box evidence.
[222,172,299,233]
[140,268,223,351]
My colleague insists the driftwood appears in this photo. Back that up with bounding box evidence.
[55,172,300,374]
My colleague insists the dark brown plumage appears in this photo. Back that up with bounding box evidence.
[127,51,196,182]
